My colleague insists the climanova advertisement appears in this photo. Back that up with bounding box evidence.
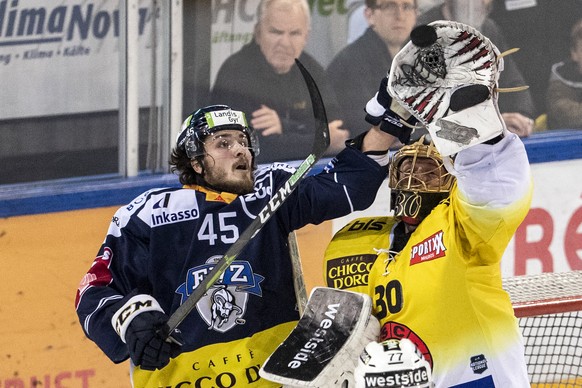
[0,0,159,119]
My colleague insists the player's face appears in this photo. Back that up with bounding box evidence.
[255,3,309,74]
[198,130,255,194]
[367,0,417,50]
[397,156,447,191]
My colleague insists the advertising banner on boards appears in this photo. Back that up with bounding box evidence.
[0,0,159,120]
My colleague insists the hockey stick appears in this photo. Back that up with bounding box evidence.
[161,59,330,339]
[288,231,308,315]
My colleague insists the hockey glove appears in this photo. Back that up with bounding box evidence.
[111,294,182,371]
[387,22,507,155]
[365,76,419,144]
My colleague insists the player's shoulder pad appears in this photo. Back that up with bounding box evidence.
[261,162,297,174]
[253,163,296,190]
[109,187,182,235]
[116,187,180,216]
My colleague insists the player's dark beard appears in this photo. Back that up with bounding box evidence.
[214,175,254,195]
[201,160,255,195]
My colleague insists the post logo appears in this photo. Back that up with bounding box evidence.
[410,230,446,265]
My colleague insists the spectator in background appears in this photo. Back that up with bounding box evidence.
[546,18,582,130]
[418,0,537,138]
[489,0,582,118]
[210,0,349,164]
[327,0,419,138]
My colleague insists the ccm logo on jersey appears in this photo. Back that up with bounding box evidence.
[410,230,446,265]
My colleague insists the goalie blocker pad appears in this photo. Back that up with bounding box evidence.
[259,287,380,387]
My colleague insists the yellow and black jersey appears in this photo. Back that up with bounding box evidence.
[324,133,534,388]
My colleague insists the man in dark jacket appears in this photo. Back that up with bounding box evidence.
[546,17,582,129]
[327,0,419,139]
[211,0,349,164]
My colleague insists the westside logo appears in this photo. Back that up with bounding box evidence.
[363,366,430,387]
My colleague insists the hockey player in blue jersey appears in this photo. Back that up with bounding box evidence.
[74,103,405,387]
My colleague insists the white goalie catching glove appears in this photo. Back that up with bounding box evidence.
[388,21,508,156]
[259,287,380,387]
[354,338,433,388]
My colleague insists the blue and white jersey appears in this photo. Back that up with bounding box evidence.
[75,146,387,387]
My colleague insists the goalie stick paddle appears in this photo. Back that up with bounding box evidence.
[161,59,330,339]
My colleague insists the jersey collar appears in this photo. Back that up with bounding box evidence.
[183,184,239,203]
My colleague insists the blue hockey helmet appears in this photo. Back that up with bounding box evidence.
[176,105,260,159]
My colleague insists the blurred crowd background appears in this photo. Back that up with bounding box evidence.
[1,0,581,185]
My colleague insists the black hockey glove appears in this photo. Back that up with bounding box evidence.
[125,310,183,371]
[364,77,418,144]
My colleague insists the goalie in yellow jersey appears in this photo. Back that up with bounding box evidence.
[324,21,533,387]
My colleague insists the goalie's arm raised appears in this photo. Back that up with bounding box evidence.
[453,131,532,209]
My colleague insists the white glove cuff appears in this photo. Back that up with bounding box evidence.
[365,150,391,167]
[365,93,386,117]
[111,294,164,343]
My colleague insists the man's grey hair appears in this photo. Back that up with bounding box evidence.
[256,0,311,27]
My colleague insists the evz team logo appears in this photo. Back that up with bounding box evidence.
[175,256,265,332]
[410,230,446,265]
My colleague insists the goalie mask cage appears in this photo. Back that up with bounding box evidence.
[503,270,582,387]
